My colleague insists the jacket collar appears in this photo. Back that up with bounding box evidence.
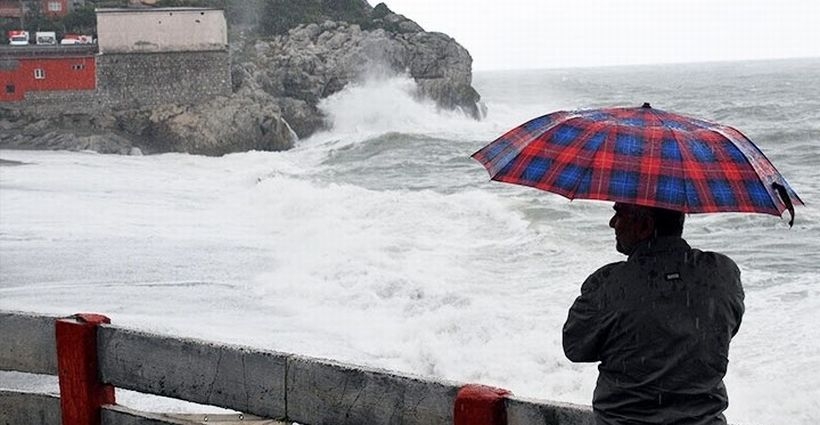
[628,236,690,261]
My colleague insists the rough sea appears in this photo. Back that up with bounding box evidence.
[1,57,819,424]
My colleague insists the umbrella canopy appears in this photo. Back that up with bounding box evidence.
[472,103,803,225]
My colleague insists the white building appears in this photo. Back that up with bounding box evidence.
[95,7,227,54]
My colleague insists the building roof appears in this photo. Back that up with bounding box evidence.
[0,45,98,59]
[95,7,222,14]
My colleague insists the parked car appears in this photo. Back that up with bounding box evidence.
[36,31,57,45]
[8,30,29,46]
[60,34,94,45]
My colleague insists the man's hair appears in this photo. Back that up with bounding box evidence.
[617,203,685,237]
[651,207,685,237]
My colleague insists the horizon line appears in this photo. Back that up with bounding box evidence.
[473,55,820,73]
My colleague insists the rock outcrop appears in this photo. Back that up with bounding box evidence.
[233,9,482,138]
[1,92,296,155]
[1,1,482,155]
[126,91,296,155]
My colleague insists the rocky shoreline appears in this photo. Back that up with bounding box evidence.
[0,2,482,156]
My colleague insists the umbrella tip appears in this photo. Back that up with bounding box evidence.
[641,102,652,109]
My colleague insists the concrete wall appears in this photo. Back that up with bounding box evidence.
[101,405,286,425]
[0,311,60,375]
[0,390,61,425]
[286,356,461,425]
[0,391,281,425]
[98,327,288,419]
[507,396,595,425]
[96,8,227,54]
[1,311,596,425]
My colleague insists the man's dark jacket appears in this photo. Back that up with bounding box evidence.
[563,237,745,425]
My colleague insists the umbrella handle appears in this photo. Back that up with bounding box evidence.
[772,182,795,227]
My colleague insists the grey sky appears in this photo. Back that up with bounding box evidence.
[384,0,820,70]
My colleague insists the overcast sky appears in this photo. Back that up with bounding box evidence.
[383,0,820,70]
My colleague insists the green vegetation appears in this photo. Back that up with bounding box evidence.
[258,0,373,35]
[155,0,226,8]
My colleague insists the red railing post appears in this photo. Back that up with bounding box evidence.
[56,313,116,425]
[454,383,511,425]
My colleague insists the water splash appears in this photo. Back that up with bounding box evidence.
[300,73,511,151]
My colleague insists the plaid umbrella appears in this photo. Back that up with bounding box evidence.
[472,103,803,225]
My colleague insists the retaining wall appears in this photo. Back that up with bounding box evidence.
[0,310,594,425]
[96,50,232,109]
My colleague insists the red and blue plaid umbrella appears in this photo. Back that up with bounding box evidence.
[472,103,803,225]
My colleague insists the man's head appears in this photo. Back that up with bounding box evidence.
[609,203,685,255]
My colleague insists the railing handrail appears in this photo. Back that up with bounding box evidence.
[0,310,594,425]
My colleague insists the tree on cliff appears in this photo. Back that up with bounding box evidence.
[60,6,97,34]
[257,0,374,35]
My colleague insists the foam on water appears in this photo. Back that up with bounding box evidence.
[2,59,819,424]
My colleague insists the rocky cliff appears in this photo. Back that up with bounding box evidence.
[0,1,482,156]
[234,12,482,138]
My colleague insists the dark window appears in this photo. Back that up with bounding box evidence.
[72,64,85,70]
[5,85,14,94]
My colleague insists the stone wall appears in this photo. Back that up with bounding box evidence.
[17,90,100,114]
[96,50,232,109]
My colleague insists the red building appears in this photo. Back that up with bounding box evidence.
[1,48,96,101]
[0,0,22,18]
[42,0,68,18]
[1,0,71,19]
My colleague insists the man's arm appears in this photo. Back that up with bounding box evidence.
[724,255,745,337]
[562,265,615,363]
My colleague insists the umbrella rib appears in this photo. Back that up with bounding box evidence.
[712,126,804,210]
[652,110,700,214]
[666,135,691,215]
[567,120,619,204]
[478,112,570,178]
[549,118,609,200]
[655,112,781,216]
[713,128,782,214]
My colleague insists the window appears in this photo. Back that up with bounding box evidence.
[72,63,85,70]
[5,85,14,94]
[34,68,45,79]
[48,1,62,12]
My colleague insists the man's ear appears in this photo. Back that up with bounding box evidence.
[639,216,656,239]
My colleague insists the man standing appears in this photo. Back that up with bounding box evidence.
[563,203,745,425]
